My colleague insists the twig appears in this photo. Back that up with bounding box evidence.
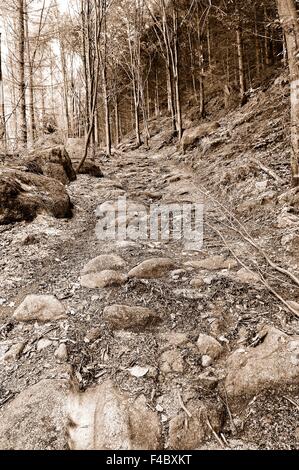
[283,396,299,410]
[177,391,192,418]
[251,157,283,183]
[221,433,230,448]
[0,393,14,408]
[223,386,237,435]
[206,417,225,449]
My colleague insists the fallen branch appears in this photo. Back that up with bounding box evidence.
[195,183,299,289]
[206,222,299,318]
[251,158,283,183]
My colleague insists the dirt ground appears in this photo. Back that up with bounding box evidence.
[1,75,299,450]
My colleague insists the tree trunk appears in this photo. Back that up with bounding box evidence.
[81,0,90,135]
[25,5,36,144]
[18,0,27,146]
[173,6,182,140]
[115,97,120,146]
[255,7,261,79]
[155,69,160,117]
[0,32,6,149]
[276,0,299,185]
[236,25,246,105]
[133,81,141,147]
[103,74,111,155]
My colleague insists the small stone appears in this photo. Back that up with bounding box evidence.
[128,258,176,279]
[82,254,126,275]
[158,332,189,350]
[3,342,26,362]
[233,268,260,284]
[127,366,149,378]
[54,343,68,361]
[156,404,164,413]
[171,269,186,279]
[103,304,161,331]
[190,277,204,287]
[84,327,101,343]
[80,270,127,289]
[201,355,213,367]
[13,295,66,323]
[37,338,53,352]
[197,334,223,360]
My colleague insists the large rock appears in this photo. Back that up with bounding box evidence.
[0,379,70,450]
[167,399,223,450]
[128,258,176,279]
[225,327,299,398]
[80,270,128,289]
[181,122,220,152]
[67,380,161,450]
[25,146,76,184]
[77,161,104,178]
[82,254,126,275]
[103,304,161,331]
[185,255,238,271]
[0,169,72,224]
[13,295,66,323]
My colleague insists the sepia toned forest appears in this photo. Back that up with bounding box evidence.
[0,0,299,454]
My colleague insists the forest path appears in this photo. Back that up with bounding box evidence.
[1,145,298,450]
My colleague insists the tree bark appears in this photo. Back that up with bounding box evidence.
[0,32,6,149]
[18,0,27,146]
[25,4,36,144]
[236,24,246,105]
[276,0,299,185]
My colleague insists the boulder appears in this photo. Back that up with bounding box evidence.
[77,161,104,178]
[25,146,76,184]
[103,304,161,331]
[185,255,238,271]
[13,295,66,323]
[82,254,126,275]
[67,380,161,450]
[181,122,220,152]
[80,270,128,289]
[225,327,299,398]
[128,258,176,279]
[0,169,72,225]
[0,379,70,450]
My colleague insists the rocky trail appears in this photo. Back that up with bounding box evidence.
[0,140,299,450]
